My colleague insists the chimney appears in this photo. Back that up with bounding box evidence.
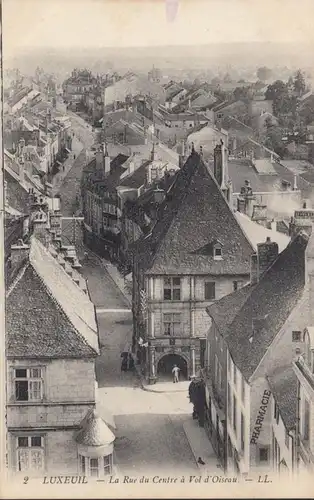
[10,240,30,269]
[153,188,166,204]
[214,143,223,186]
[104,143,110,176]
[250,253,259,284]
[188,98,191,109]
[257,237,279,277]
[151,143,157,162]
[232,137,237,152]
[293,174,298,191]
[95,145,104,170]
[32,209,50,246]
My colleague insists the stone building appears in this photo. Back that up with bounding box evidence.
[5,193,115,478]
[203,228,310,476]
[132,148,255,384]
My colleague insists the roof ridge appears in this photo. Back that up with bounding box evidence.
[147,153,200,270]
[6,263,29,298]
[29,262,98,356]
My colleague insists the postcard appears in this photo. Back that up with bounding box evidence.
[1,0,314,498]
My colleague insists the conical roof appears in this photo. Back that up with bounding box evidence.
[76,409,115,447]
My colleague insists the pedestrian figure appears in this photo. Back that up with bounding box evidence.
[172,364,180,383]
[120,352,128,372]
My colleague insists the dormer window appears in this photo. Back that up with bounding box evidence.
[213,243,223,260]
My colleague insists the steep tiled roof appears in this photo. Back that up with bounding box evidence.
[222,232,308,380]
[6,237,99,358]
[6,265,97,358]
[207,284,254,337]
[135,152,254,275]
[267,365,298,431]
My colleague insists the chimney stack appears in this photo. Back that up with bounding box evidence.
[95,144,104,170]
[104,143,110,176]
[257,237,279,277]
[250,237,279,283]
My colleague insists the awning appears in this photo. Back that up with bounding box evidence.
[65,148,71,153]
[56,160,62,166]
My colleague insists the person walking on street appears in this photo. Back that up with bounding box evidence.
[172,364,180,383]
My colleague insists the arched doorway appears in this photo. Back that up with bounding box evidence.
[157,353,188,380]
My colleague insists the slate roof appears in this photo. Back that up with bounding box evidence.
[135,152,254,275]
[85,153,129,191]
[222,158,312,197]
[6,266,97,358]
[214,231,308,381]
[119,160,151,189]
[4,169,29,214]
[267,365,298,431]
[6,237,99,358]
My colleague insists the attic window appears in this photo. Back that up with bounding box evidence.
[213,244,223,260]
[292,331,302,342]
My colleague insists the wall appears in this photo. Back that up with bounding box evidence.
[149,275,248,338]
[270,394,294,475]
[8,429,81,475]
[227,354,250,474]
[249,376,273,473]
[7,358,96,429]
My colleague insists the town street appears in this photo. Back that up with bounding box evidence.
[54,110,200,475]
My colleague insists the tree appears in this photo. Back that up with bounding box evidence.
[257,66,272,82]
[265,80,296,117]
[264,124,287,157]
[233,86,252,101]
[294,70,306,96]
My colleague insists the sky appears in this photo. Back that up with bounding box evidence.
[3,0,314,58]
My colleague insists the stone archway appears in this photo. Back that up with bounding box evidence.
[157,353,188,380]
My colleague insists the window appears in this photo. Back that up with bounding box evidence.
[241,412,245,451]
[227,354,231,375]
[292,331,302,342]
[163,277,181,301]
[233,395,237,433]
[200,339,206,369]
[241,376,245,402]
[233,280,243,292]
[103,455,112,475]
[213,245,222,260]
[90,458,99,477]
[14,368,43,402]
[163,313,181,336]
[303,398,310,441]
[214,354,218,380]
[205,281,215,300]
[79,455,113,477]
[233,363,237,387]
[150,167,158,181]
[227,383,232,422]
[274,403,280,425]
[285,430,290,449]
[16,435,44,472]
[258,446,269,463]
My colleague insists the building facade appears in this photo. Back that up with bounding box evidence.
[5,192,115,478]
[133,149,255,384]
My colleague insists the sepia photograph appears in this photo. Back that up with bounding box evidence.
[1,0,314,497]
